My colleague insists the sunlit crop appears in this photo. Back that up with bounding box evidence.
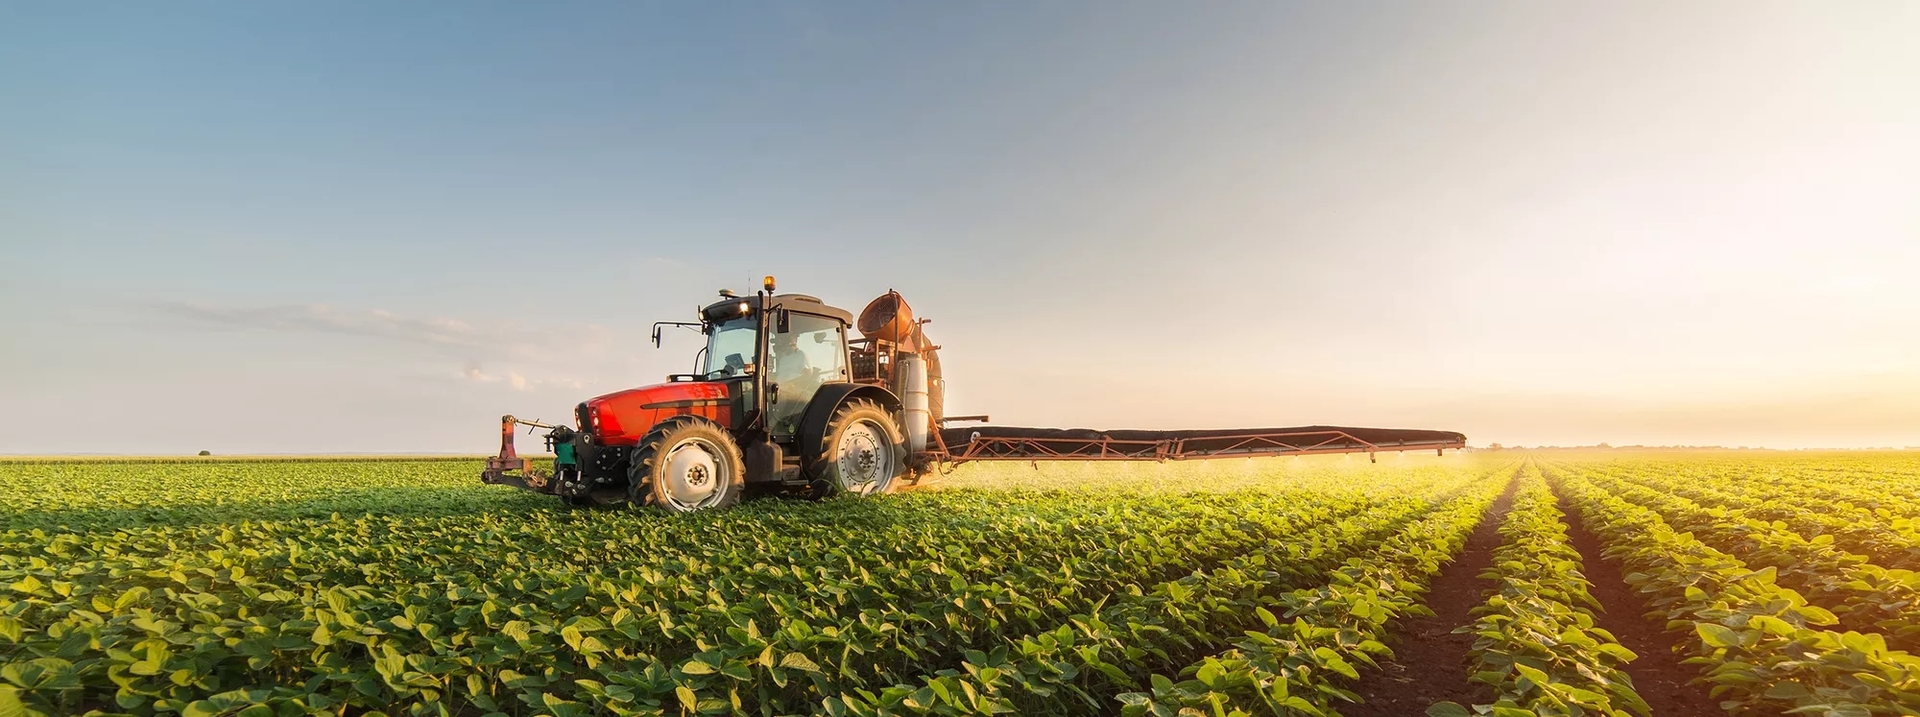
[7,452,1920,716]
[1546,454,1920,716]
[0,456,1499,716]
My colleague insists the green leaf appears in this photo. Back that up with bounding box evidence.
[1282,695,1323,716]
[0,687,26,717]
[115,586,149,610]
[1763,682,1811,700]
[1695,623,1740,648]
[1596,643,1637,662]
[676,685,698,712]
[1797,605,1838,626]
[1427,703,1471,717]
[780,652,822,673]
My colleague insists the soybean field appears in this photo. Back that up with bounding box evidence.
[4,452,1920,716]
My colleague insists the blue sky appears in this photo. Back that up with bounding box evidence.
[4,2,1917,452]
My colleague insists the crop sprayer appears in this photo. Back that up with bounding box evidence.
[482,277,1467,512]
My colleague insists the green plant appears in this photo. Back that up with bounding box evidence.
[1430,465,1647,717]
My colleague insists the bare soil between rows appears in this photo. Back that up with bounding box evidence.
[1343,474,1516,716]
[1558,494,1742,717]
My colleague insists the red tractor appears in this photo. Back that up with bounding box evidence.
[483,277,1470,513]
[484,278,948,512]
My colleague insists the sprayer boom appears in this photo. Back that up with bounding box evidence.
[480,283,1469,512]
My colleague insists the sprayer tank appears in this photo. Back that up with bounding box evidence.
[898,354,930,453]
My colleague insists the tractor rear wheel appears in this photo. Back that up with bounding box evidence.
[808,399,908,498]
[627,416,745,514]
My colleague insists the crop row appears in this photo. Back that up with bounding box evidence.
[1546,465,1920,715]
[0,460,1496,716]
[1429,465,1646,717]
[1105,467,1512,717]
[1572,453,1920,486]
[1583,459,1920,572]
[1560,463,1920,652]
[2,461,546,531]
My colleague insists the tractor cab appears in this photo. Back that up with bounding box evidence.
[694,292,855,443]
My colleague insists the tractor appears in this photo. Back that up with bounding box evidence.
[483,277,945,512]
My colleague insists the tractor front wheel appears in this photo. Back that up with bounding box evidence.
[627,417,745,514]
[808,399,908,498]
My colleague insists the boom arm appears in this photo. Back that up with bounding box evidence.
[936,425,1466,465]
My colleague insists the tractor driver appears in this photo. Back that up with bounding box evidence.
[768,330,825,436]
[770,330,821,391]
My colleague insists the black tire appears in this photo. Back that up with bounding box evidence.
[807,398,908,498]
[627,416,745,514]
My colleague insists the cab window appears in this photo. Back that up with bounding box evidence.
[767,313,847,436]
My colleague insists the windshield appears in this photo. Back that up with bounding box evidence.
[702,316,758,379]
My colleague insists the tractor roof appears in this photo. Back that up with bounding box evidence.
[701,293,853,325]
[772,293,854,324]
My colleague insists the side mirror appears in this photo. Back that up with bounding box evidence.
[775,309,791,334]
[650,325,662,348]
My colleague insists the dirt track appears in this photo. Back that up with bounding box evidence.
[1560,495,1738,717]
[1347,475,1741,717]
[1344,475,1515,715]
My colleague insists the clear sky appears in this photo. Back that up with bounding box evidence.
[3,2,1916,453]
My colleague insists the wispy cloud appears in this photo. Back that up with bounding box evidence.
[152,300,613,391]
[458,364,586,391]
[151,301,611,360]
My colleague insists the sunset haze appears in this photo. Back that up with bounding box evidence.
[3,2,1916,452]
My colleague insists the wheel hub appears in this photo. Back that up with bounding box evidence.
[663,439,725,509]
[835,420,894,494]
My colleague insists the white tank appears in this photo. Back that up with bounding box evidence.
[898,354,930,453]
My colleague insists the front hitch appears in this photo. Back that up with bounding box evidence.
[481,415,560,492]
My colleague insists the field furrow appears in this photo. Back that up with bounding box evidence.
[1111,466,1509,717]
[1546,464,1920,715]
[0,457,1497,716]
[11,452,1920,717]
[1584,460,1920,569]
[1430,464,1649,717]
[1557,463,1920,649]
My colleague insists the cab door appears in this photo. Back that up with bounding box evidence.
[766,312,849,439]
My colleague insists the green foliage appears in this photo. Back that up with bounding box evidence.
[0,456,1499,716]
[1548,460,1920,716]
[1112,465,1512,716]
[1570,458,1920,651]
[1431,465,1648,717]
